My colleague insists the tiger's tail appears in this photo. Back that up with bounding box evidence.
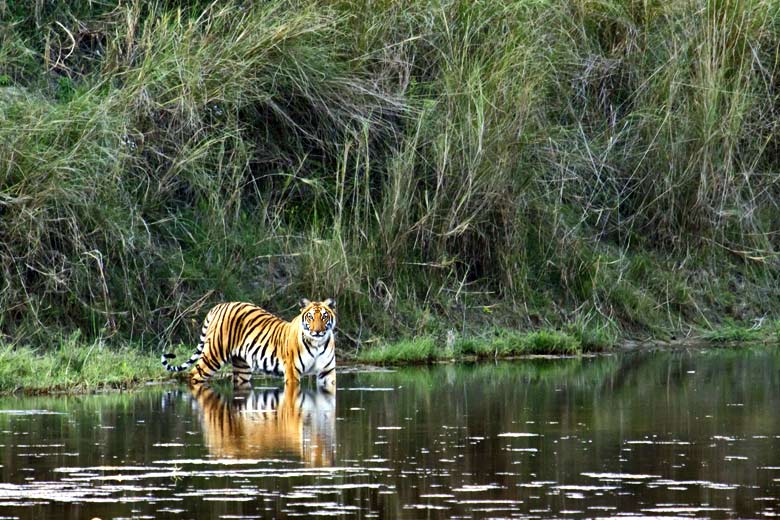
[161,312,212,372]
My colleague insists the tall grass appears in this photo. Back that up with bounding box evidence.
[1,0,779,351]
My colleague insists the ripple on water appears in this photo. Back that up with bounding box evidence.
[582,473,661,480]
[452,484,504,493]
[2,351,780,519]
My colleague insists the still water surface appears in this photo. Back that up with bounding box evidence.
[0,347,778,519]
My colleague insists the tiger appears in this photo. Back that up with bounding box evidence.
[188,383,336,466]
[161,298,336,389]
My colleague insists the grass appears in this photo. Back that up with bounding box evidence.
[1,0,780,381]
[358,337,447,365]
[701,320,777,344]
[0,333,194,394]
[358,328,591,365]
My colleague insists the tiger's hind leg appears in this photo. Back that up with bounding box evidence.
[189,359,219,386]
[188,341,224,386]
[231,355,253,389]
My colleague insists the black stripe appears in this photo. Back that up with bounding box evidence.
[233,305,263,354]
[269,322,283,349]
[303,338,315,357]
[224,304,245,359]
[202,357,220,372]
[245,315,274,360]
[239,311,269,357]
[321,351,336,369]
[253,316,278,352]
[258,323,275,360]
[265,322,285,359]
[210,303,232,365]
[295,349,304,374]
[318,367,335,379]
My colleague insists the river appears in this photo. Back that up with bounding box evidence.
[0,346,778,519]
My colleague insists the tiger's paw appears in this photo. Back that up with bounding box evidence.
[317,374,336,393]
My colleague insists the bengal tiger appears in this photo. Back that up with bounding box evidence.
[188,383,336,466]
[161,298,336,389]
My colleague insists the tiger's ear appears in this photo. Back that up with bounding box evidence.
[323,297,336,309]
[299,298,312,310]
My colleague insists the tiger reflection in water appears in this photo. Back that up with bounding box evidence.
[188,383,336,466]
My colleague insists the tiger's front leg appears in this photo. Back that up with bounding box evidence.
[318,369,336,392]
[316,337,336,392]
[284,359,301,388]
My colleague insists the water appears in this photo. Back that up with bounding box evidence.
[0,347,778,519]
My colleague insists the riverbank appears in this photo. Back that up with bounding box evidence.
[357,321,779,364]
[1,321,775,395]
[0,334,171,395]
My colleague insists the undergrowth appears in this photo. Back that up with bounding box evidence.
[1,1,779,358]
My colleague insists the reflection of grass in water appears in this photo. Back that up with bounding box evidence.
[351,348,780,443]
[0,386,164,414]
[354,356,619,393]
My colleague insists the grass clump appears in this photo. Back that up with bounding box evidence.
[357,337,445,365]
[0,333,170,394]
[566,316,620,352]
[515,331,581,356]
[460,330,583,358]
[361,328,589,365]
[702,321,765,344]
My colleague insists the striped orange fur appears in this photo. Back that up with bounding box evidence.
[162,298,336,389]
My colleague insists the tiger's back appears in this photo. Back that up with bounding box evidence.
[199,302,293,385]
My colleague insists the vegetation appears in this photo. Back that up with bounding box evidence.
[0,333,170,393]
[702,320,778,343]
[359,324,613,365]
[1,0,780,379]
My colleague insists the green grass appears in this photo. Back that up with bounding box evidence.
[0,333,180,394]
[358,328,592,365]
[1,0,780,376]
[357,337,447,365]
[701,321,772,344]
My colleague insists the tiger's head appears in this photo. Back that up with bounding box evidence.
[299,298,336,343]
